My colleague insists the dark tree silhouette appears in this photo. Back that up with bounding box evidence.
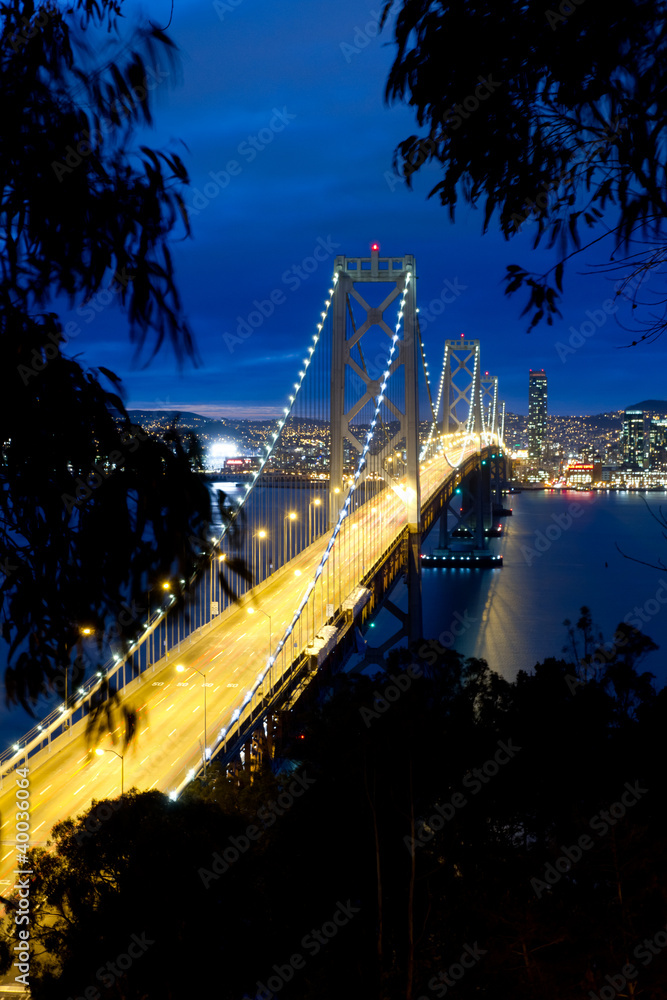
[0,0,238,719]
[381,0,667,341]
[1,618,665,999]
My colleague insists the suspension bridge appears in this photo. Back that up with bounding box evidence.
[0,247,509,887]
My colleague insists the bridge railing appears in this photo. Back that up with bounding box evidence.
[0,604,177,771]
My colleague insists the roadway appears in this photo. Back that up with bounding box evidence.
[0,436,477,898]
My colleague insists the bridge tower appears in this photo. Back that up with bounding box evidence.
[431,340,496,562]
[330,246,422,640]
[441,338,484,435]
[481,373,503,508]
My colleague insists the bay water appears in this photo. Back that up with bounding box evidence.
[369,490,667,689]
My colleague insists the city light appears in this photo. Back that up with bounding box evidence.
[207,440,239,467]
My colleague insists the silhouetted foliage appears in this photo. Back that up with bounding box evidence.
[0,0,248,721]
[3,612,665,999]
[382,0,667,341]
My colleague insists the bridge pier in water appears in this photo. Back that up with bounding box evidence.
[424,450,505,569]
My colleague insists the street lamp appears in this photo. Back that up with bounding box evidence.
[309,498,322,542]
[146,580,171,637]
[146,580,171,666]
[177,664,208,778]
[95,747,124,798]
[253,529,268,582]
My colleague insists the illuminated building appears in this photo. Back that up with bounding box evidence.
[565,462,602,486]
[650,419,667,469]
[224,456,261,471]
[528,370,548,462]
[622,409,648,469]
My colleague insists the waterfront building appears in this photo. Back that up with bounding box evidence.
[564,462,602,486]
[528,370,548,462]
[622,409,648,469]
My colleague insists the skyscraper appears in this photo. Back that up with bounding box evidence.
[528,370,548,462]
[623,409,648,468]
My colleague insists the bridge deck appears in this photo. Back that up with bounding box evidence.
[0,442,480,891]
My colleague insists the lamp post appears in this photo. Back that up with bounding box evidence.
[71,625,94,715]
[146,581,171,664]
[253,529,268,583]
[309,498,322,543]
[177,664,208,778]
[146,580,171,626]
[95,747,124,798]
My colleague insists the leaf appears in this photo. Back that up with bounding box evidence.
[555,261,564,292]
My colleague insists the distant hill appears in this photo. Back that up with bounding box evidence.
[625,399,667,412]
[127,409,213,426]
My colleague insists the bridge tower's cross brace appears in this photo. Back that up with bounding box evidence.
[330,247,421,638]
[441,339,484,436]
[481,374,498,439]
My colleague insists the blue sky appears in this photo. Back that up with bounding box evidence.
[61,0,667,417]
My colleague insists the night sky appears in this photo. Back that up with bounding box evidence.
[61,0,667,417]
